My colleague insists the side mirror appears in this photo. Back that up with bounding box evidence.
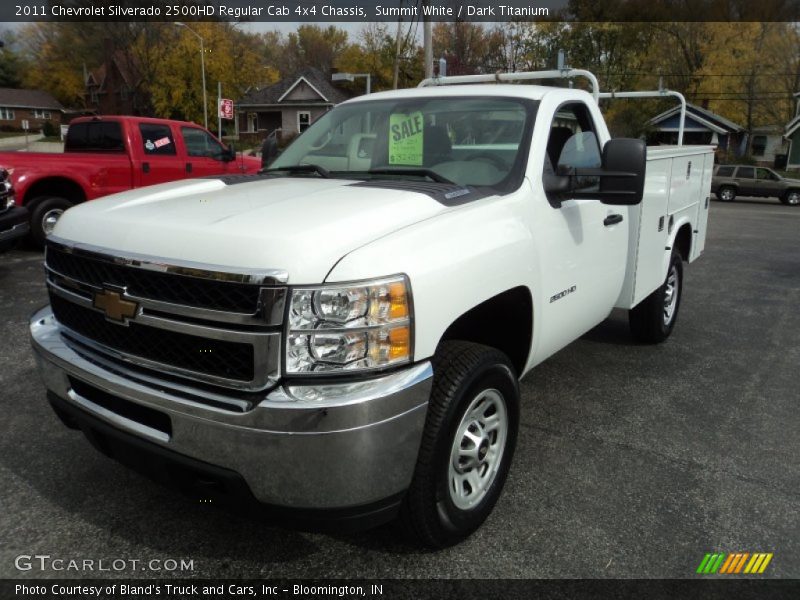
[261,135,279,169]
[544,138,646,206]
[222,143,236,162]
[598,138,646,205]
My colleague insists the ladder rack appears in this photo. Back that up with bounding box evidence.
[417,69,688,146]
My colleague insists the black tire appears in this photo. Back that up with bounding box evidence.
[402,341,519,548]
[629,251,684,344]
[716,186,736,202]
[29,196,72,248]
[781,189,800,206]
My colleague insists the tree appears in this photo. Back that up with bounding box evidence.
[280,25,349,77]
[0,30,23,88]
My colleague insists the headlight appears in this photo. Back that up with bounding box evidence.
[286,276,412,374]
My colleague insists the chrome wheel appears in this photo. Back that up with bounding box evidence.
[448,388,508,510]
[719,188,735,201]
[786,191,800,205]
[42,208,64,236]
[663,264,680,326]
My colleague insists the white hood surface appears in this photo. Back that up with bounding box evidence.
[53,177,449,283]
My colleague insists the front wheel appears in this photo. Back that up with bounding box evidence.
[29,196,72,248]
[629,251,684,344]
[402,341,519,548]
[781,190,800,206]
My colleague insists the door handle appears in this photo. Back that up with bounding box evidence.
[142,162,150,173]
[186,162,193,173]
[604,214,623,226]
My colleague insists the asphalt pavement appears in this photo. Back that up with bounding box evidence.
[0,197,798,579]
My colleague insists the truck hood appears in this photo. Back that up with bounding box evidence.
[53,176,449,283]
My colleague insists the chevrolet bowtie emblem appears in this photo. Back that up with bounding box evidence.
[93,288,139,324]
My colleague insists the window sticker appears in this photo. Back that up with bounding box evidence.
[154,136,172,148]
[144,139,155,151]
[389,111,424,165]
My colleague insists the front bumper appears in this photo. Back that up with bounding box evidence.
[30,306,432,513]
[0,206,29,250]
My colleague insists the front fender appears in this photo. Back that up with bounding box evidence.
[325,194,538,362]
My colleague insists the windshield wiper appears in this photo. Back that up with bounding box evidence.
[261,164,331,178]
[368,167,454,185]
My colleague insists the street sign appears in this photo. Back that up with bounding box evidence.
[219,99,234,120]
[21,119,29,130]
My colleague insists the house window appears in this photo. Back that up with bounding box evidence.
[0,107,15,120]
[297,111,311,133]
[33,110,52,120]
[751,135,767,157]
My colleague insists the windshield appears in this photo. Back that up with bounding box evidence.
[270,96,536,191]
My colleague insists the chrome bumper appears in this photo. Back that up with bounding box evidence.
[30,306,432,509]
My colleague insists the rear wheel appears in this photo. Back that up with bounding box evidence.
[717,186,736,202]
[629,251,683,344]
[29,196,72,248]
[402,341,519,548]
[781,190,800,206]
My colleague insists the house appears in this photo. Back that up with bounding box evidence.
[648,102,745,154]
[0,88,63,131]
[235,68,350,139]
[748,125,789,168]
[782,92,800,171]
[84,49,146,115]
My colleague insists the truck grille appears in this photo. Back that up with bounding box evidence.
[46,245,261,314]
[51,293,255,382]
[44,237,285,393]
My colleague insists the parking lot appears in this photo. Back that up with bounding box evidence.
[0,197,798,579]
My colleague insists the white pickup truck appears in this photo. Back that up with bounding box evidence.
[30,72,712,547]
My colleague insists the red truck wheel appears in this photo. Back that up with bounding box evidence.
[29,196,72,248]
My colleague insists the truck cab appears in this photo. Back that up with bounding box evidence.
[30,74,712,547]
[0,115,261,245]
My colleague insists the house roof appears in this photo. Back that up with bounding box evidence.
[86,51,141,91]
[237,67,350,107]
[649,102,744,134]
[0,88,63,111]
[784,114,800,138]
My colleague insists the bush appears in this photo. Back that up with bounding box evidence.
[41,121,58,137]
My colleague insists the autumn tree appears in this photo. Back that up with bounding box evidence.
[279,25,349,77]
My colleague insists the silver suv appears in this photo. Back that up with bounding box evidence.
[712,165,800,206]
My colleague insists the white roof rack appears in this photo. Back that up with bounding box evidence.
[418,68,688,146]
[599,89,687,145]
[417,69,601,103]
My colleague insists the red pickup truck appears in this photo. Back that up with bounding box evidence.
[0,115,262,245]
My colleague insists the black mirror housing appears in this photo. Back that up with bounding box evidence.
[261,135,279,169]
[599,138,646,205]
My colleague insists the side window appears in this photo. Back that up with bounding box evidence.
[139,123,176,156]
[736,166,754,179]
[543,103,602,196]
[716,166,735,177]
[181,127,224,159]
[756,168,776,181]
[65,122,125,153]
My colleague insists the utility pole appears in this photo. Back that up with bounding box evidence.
[423,1,433,79]
[393,16,403,89]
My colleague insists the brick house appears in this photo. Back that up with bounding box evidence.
[85,50,146,115]
[235,68,350,139]
[0,88,63,131]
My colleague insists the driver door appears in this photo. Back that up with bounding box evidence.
[180,126,235,178]
[534,102,629,355]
